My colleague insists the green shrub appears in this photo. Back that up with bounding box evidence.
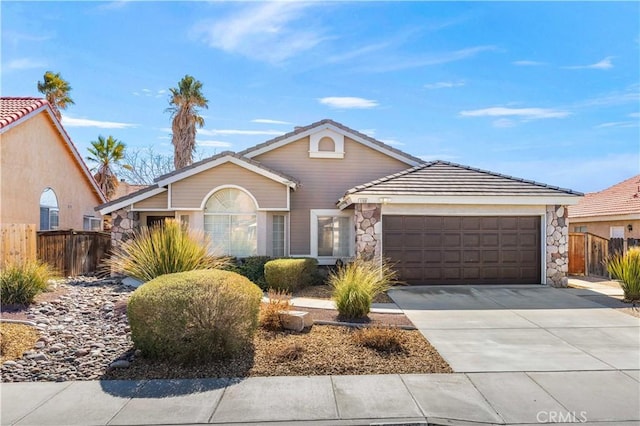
[236,256,272,289]
[607,247,640,302]
[106,219,230,282]
[127,269,263,363]
[264,258,318,291]
[330,258,398,319]
[0,260,53,305]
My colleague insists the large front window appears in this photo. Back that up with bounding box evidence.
[204,188,257,257]
[314,212,351,257]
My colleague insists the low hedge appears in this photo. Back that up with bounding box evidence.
[127,269,262,363]
[227,256,272,290]
[264,258,318,291]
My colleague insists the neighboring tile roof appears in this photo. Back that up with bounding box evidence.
[344,161,582,197]
[153,150,300,185]
[113,181,149,199]
[96,184,161,211]
[0,97,49,129]
[568,174,640,218]
[238,118,424,164]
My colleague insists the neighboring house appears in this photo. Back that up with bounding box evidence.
[97,119,581,286]
[0,97,106,231]
[568,174,640,242]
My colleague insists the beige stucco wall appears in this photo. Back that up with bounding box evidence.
[0,112,102,230]
[253,136,410,255]
[170,162,288,209]
[568,218,640,239]
[132,190,168,210]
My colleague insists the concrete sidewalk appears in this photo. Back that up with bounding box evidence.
[3,371,639,425]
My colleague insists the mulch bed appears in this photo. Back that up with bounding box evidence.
[301,307,414,328]
[104,325,452,380]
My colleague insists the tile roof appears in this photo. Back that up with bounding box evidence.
[238,118,424,165]
[343,160,582,197]
[0,97,49,129]
[568,174,640,218]
[153,150,300,185]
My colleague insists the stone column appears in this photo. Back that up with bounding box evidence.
[110,208,140,249]
[354,203,382,261]
[546,205,569,287]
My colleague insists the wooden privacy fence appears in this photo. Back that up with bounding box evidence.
[568,232,609,277]
[0,224,37,265]
[37,230,111,276]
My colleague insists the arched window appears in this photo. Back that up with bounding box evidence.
[39,188,59,230]
[203,188,257,257]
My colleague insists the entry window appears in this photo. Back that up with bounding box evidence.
[574,226,587,232]
[317,216,351,257]
[272,215,285,257]
[204,188,257,257]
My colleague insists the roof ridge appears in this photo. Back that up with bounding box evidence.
[238,118,424,164]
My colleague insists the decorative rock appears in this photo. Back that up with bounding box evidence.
[109,360,130,369]
[278,310,313,332]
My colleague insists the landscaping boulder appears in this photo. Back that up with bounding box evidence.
[278,310,313,332]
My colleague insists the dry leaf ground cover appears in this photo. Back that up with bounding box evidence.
[0,323,39,363]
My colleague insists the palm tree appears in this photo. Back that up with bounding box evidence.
[37,71,74,120]
[167,75,208,170]
[86,135,131,200]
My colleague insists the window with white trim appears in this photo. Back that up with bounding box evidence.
[83,216,102,231]
[311,209,353,259]
[39,188,59,231]
[272,215,285,257]
[204,188,257,257]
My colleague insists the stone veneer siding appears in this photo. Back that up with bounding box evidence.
[546,205,569,287]
[354,203,382,260]
[110,208,140,248]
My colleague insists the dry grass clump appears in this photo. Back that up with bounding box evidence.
[1,260,54,305]
[608,247,640,302]
[272,342,305,362]
[352,326,405,354]
[0,323,39,362]
[260,289,292,331]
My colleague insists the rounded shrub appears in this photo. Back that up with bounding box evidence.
[127,269,263,363]
[264,258,318,291]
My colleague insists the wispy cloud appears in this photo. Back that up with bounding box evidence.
[62,116,136,129]
[133,89,166,98]
[424,81,465,90]
[629,112,640,119]
[360,129,376,137]
[4,58,46,70]
[326,41,392,64]
[564,56,614,70]
[492,118,517,128]
[197,140,233,148]
[578,84,639,107]
[512,60,546,66]
[594,121,638,129]
[460,107,571,119]
[380,138,405,146]
[364,45,497,73]
[199,128,284,136]
[251,119,291,125]
[3,31,52,44]
[318,97,379,109]
[191,2,324,64]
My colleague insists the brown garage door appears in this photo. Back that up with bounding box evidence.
[383,216,541,285]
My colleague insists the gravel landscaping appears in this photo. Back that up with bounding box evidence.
[0,277,450,382]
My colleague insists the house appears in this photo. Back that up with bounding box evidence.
[97,119,581,286]
[0,97,106,230]
[568,174,640,243]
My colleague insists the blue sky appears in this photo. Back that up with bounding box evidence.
[2,1,638,193]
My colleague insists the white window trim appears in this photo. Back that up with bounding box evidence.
[310,209,354,265]
[309,129,345,159]
[610,226,625,238]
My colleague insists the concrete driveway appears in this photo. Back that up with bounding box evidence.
[388,285,640,372]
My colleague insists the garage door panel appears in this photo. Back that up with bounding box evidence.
[383,215,541,285]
